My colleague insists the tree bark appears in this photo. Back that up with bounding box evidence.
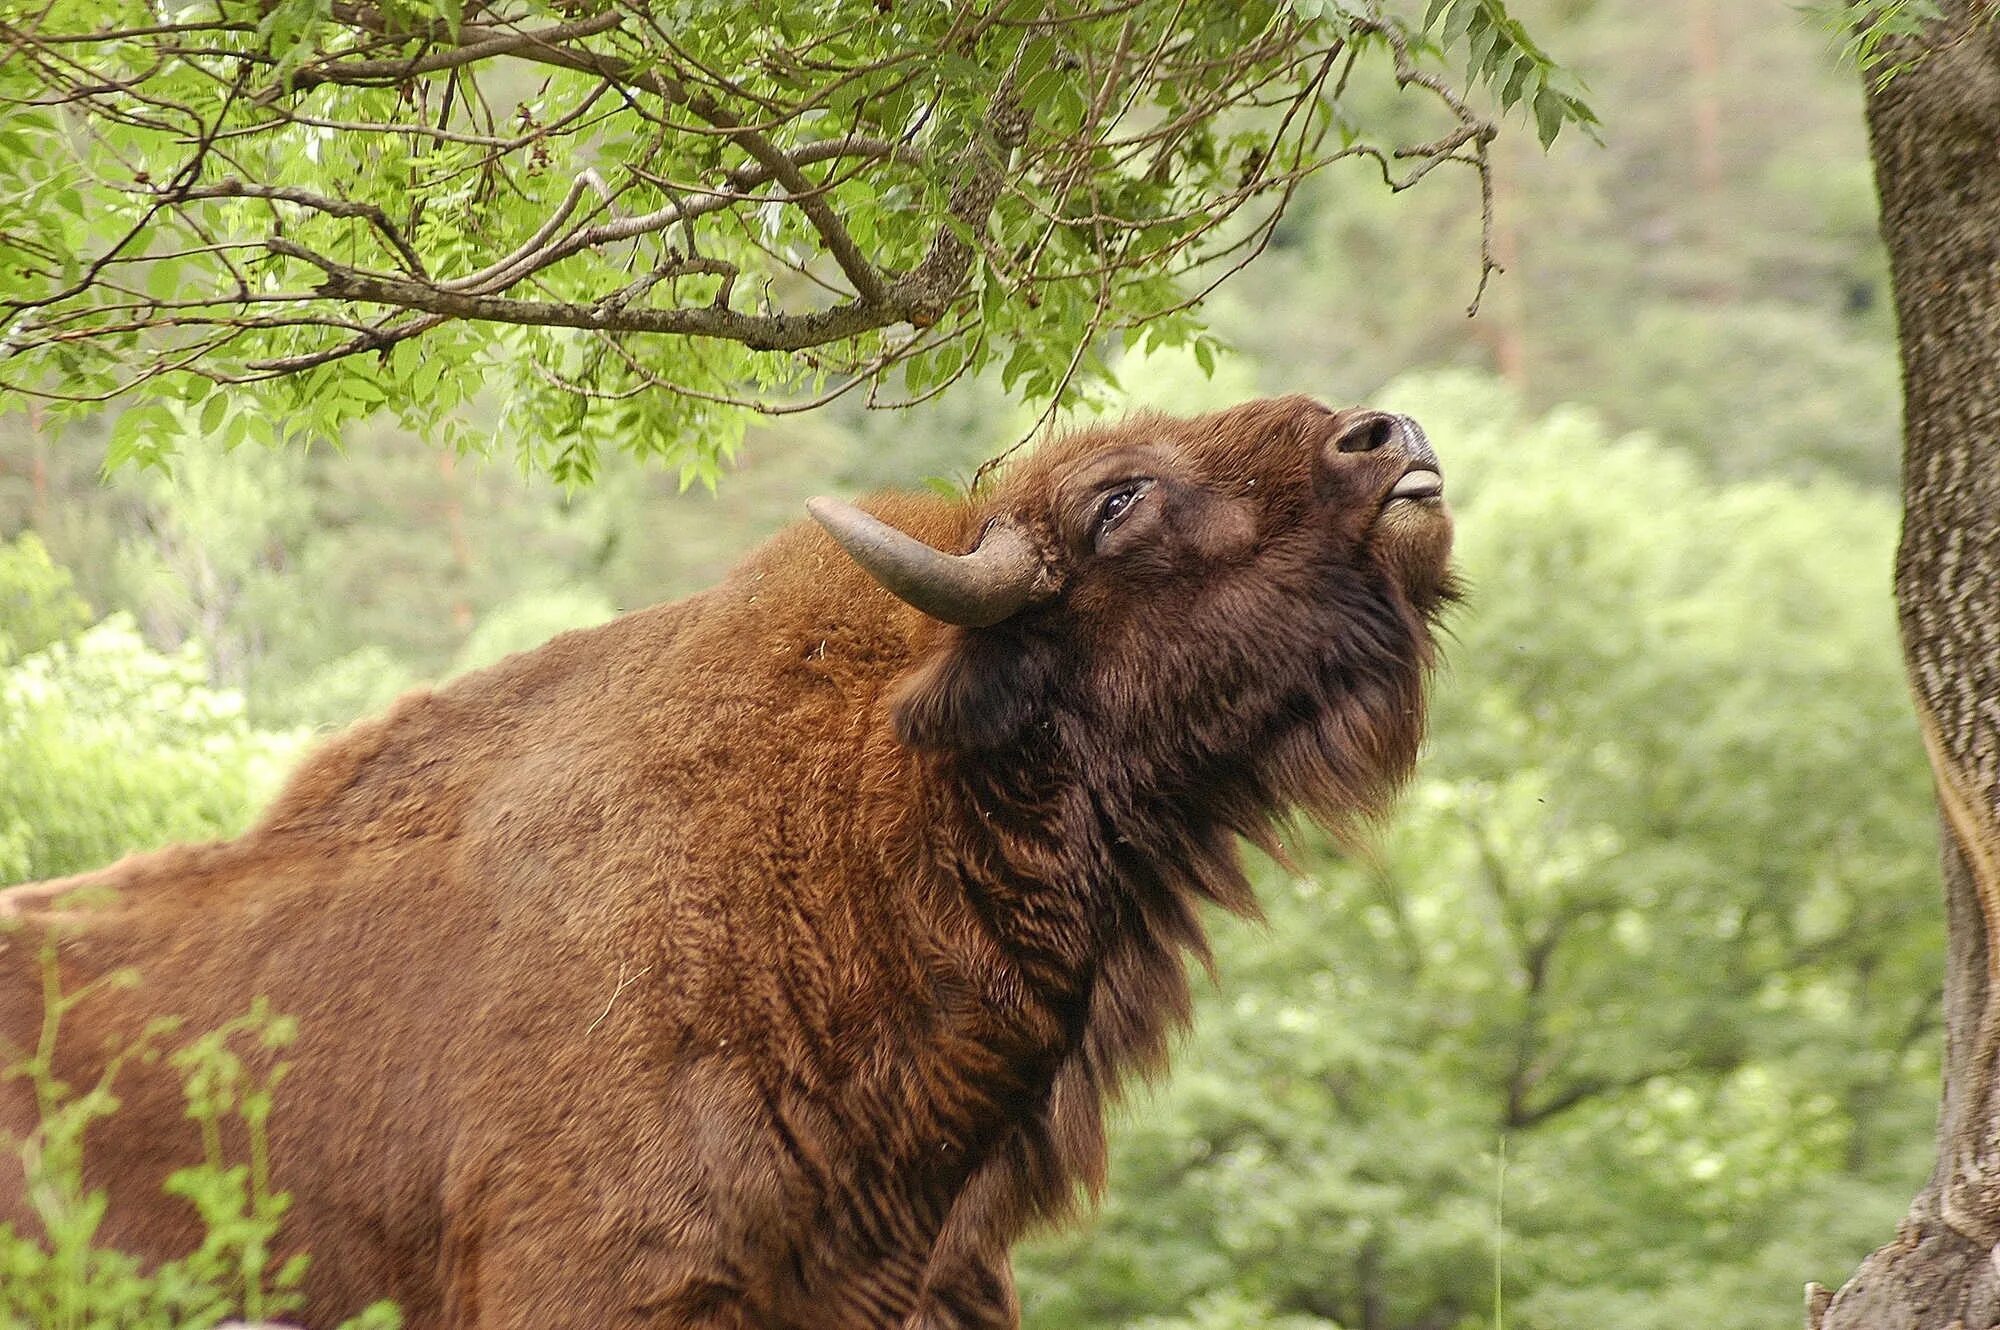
[1818,8,2000,1328]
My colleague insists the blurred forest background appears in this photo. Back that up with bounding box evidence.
[0,2,1936,1328]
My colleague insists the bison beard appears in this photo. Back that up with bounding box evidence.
[0,396,1453,1329]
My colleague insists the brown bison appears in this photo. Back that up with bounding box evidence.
[0,396,1452,1329]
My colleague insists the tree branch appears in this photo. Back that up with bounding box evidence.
[178,179,428,277]
[0,1,1566,433]
[687,100,887,304]
[902,87,1034,327]
[287,10,628,92]
[264,237,908,352]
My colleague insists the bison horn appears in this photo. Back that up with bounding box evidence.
[806,497,1044,628]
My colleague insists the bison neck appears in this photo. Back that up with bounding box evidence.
[893,745,1250,1227]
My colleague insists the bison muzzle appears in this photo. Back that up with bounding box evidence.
[0,395,1453,1329]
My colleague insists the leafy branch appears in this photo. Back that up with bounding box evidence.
[0,0,1593,477]
[1822,0,1948,86]
[1419,0,1597,147]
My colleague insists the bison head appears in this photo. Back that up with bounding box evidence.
[810,395,1453,845]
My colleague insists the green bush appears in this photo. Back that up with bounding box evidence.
[0,536,91,667]
[0,615,302,887]
[0,916,398,1330]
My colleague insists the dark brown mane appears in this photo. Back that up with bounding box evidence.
[903,456,1447,1236]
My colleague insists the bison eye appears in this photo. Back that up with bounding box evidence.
[1095,481,1152,539]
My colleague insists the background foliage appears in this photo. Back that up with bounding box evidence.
[0,1,1932,1328]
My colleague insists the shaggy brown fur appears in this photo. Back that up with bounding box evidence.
[0,396,1452,1330]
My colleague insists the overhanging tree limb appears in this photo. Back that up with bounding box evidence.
[0,0,1592,472]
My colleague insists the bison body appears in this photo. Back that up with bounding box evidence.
[0,397,1452,1329]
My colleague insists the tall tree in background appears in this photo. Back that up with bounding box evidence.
[1819,4,2000,1326]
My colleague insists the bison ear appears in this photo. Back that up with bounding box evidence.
[890,632,1050,752]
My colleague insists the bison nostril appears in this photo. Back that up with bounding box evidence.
[1333,412,1397,454]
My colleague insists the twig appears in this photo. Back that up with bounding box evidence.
[585,962,653,1035]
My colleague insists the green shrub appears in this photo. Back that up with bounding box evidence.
[0,913,397,1330]
[0,615,303,887]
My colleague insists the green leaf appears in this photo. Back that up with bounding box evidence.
[1532,86,1565,147]
[1443,0,1476,46]
[1500,52,1536,110]
[1466,16,1503,78]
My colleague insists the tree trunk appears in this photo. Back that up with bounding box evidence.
[1685,0,1733,304]
[1485,145,1530,394]
[1687,0,1725,207]
[1818,9,2000,1328]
